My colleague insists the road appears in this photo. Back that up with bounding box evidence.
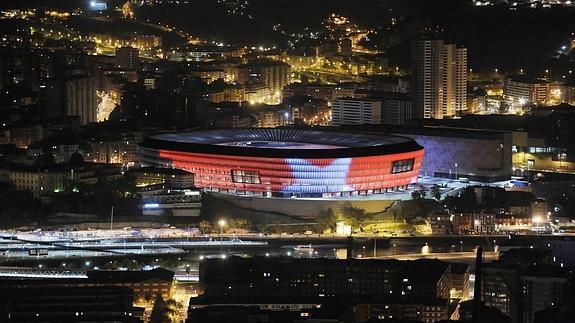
[371,251,499,263]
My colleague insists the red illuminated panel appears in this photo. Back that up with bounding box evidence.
[157,149,424,195]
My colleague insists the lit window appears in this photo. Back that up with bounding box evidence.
[392,159,415,174]
[231,170,261,184]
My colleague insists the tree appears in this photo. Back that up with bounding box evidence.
[337,204,371,231]
[0,181,44,221]
[431,185,442,201]
[233,218,250,229]
[317,208,338,232]
[444,187,478,213]
[198,220,212,234]
[165,299,184,322]
[68,151,85,166]
[411,188,428,200]
[419,189,428,199]
[150,296,172,323]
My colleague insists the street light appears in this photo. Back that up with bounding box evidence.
[422,243,429,255]
[460,240,463,253]
[454,163,458,181]
[218,219,227,254]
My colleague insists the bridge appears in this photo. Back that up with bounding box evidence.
[0,265,200,282]
[0,266,87,279]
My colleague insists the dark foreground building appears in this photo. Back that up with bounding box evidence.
[188,256,468,322]
[199,257,452,300]
[0,286,143,322]
[0,268,174,303]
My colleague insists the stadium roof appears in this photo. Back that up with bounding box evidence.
[140,128,422,159]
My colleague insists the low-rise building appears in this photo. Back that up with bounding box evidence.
[449,263,470,301]
[452,213,474,235]
[331,98,381,125]
[496,214,532,232]
[188,297,344,323]
[140,185,202,217]
[131,167,194,188]
[428,211,452,235]
[0,167,65,197]
[0,268,174,304]
[473,211,497,234]
[0,163,122,198]
[504,75,550,107]
[355,298,449,323]
[200,257,453,301]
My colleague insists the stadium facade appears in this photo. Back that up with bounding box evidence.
[138,129,424,198]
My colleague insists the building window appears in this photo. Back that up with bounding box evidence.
[391,159,415,174]
[231,170,260,184]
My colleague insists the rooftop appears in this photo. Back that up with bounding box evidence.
[141,128,422,159]
[506,74,549,84]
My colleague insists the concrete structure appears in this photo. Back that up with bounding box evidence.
[204,191,396,220]
[115,47,140,71]
[388,126,513,182]
[379,92,412,125]
[42,76,97,125]
[45,76,98,125]
[411,38,467,119]
[241,60,291,102]
[331,98,382,125]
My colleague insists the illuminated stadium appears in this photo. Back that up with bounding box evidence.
[138,129,425,198]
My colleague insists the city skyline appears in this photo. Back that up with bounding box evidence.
[0,1,575,323]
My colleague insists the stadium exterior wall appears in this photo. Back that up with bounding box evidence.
[138,129,425,198]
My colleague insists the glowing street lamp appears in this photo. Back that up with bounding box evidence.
[422,243,430,255]
[454,163,458,181]
[218,219,227,254]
